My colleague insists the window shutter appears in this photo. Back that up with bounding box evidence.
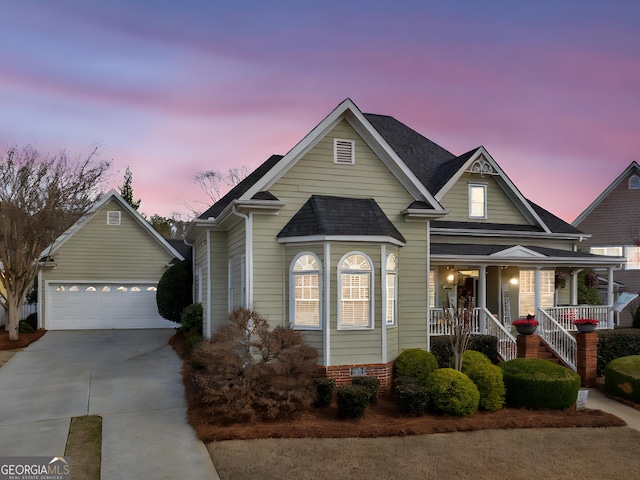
[334,139,355,165]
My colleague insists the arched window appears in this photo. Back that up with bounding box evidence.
[290,253,322,329]
[339,253,373,329]
[386,254,397,326]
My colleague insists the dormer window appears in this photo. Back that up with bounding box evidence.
[469,184,487,219]
[334,138,355,165]
[107,211,121,225]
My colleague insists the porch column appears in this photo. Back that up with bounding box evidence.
[534,267,541,315]
[570,269,581,305]
[479,265,487,333]
[607,267,615,328]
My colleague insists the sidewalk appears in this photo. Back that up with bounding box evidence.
[587,387,640,431]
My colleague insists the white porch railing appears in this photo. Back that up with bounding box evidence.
[537,308,576,371]
[542,305,611,331]
[429,307,517,362]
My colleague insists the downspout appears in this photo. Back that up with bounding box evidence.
[324,242,331,367]
[37,269,43,329]
[206,230,212,339]
[426,221,431,352]
[608,267,615,328]
[232,205,252,308]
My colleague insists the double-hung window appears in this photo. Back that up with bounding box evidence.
[339,253,373,329]
[290,253,322,329]
[386,254,397,326]
[469,184,487,219]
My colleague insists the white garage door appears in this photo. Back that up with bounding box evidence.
[48,283,176,329]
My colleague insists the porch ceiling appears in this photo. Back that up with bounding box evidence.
[430,243,625,268]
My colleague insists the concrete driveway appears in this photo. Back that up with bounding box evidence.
[0,329,219,479]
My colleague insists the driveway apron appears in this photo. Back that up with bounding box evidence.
[0,329,219,479]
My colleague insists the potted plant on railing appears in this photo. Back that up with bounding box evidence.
[512,316,539,336]
[574,318,598,333]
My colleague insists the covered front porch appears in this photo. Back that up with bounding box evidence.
[427,244,625,369]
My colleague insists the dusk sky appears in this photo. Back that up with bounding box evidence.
[1,1,638,223]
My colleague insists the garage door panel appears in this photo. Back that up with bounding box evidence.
[48,283,175,330]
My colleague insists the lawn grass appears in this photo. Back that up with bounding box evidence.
[65,415,102,480]
[209,426,640,480]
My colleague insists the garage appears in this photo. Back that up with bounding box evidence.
[47,282,176,330]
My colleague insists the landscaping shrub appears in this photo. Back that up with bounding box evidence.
[185,333,204,353]
[156,259,192,323]
[395,382,429,417]
[18,320,34,334]
[499,358,580,409]
[430,335,498,368]
[605,355,640,403]
[597,329,640,375]
[351,376,380,404]
[336,384,370,419]
[394,348,438,384]
[424,368,480,417]
[180,303,203,333]
[461,351,505,412]
[313,378,336,408]
[23,312,37,330]
[393,375,419,392]
[191,308,319,423]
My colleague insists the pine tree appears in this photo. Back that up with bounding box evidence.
[119,166,141,210]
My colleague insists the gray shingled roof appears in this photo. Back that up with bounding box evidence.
[431,243,602,258]
[528,200,583,235]
[277,195,406,243]
[432,220,544,233]
[198,154,283,219]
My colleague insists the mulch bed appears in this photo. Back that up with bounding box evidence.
[0,329,47,350]
[169,332,627,442]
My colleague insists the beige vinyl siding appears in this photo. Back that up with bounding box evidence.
[40,199,176,327]
[209,231,228,328]
[301,331,324,365]
[227,220,246,310]
[438,172,530,225]
[386,327,399,361]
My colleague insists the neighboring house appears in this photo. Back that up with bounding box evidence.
[185,99,623,384]
[38,189,184,330]
[573,161,640,325]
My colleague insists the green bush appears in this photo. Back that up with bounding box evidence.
[336,384,370,419]
[605,356,640,403]
[499,358,580,409]
[394,349,438,384]
[22,312,37,330]
[313,378,336,408]
[180,303,203,333]
[395,382,429,417]
[185,333,204,353]
[156,260,192,323]
[430,335,498,368]
[633,305,640,329]
[461,351,505,412]
[18,321,34,334]
[597,329,640,375]
[393,376,419,392]
[424,368,480,417]
[352,376,380,404]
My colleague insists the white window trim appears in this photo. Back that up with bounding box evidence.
[468,183,487,219]
[334,138,355,165]
[338,252,374,330]
[107,211,121,225]
[289,252,323,330]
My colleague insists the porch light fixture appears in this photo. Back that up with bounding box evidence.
[447,274,455,283]
[510,277,518,285]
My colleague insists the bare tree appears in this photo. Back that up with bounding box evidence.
[443,300,475,371]
[185,166,249,216]
[0,145,110,340]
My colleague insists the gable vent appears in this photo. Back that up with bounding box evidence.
[629,175,640,190]
[107,211,121,225]
[334,138,355,165]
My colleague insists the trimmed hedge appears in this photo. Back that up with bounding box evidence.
[156,259,192,323]
[499,358,580,409]
[336,384,370,419]
[351,376,380,404]
[18,320,34,334]
[23,312,37,330]
[605,355,640,403]
[461,351,505,412]
[395,382,429,417]
[597,329,640,375]
[180,303,203,334]
[424,368,480,417]
[430,335,498,368]
[394,349,438,384]
[313,378,336,408]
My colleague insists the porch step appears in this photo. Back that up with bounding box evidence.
[536,339,565,366]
